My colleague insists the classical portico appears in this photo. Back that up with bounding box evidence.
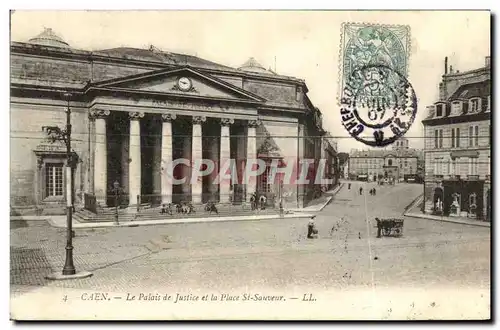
[89,109,260,207]
[86,67,266,207]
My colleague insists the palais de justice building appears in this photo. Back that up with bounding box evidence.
[10,28,335,213]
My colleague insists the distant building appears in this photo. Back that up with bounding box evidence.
[348,148,419,182]
[392,137,410,151]
[341,159,349,179]
[422,56,491,220]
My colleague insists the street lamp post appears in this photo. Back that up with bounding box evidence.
[44,92,92,280]
[113,180,120,225]
[62,92,76,276]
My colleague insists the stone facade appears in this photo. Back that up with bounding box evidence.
[348,149,419,182]
[422,56,491,221]
[10,29,333,213]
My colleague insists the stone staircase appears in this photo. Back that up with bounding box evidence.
[73,204,280,223]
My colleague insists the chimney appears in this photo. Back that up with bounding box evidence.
[450,65,453,74]
[445,57,448,74]
[485,56,491,68]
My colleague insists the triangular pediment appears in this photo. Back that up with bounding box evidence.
[90,67,265,103]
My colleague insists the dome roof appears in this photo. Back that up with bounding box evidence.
[238,57,268,73]
[28,28,70,48]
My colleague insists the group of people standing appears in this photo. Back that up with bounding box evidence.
[347,183,376,196]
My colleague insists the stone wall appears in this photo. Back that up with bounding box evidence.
[10,100,90,208]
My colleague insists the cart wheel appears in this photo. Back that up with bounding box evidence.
[383,228,391,236]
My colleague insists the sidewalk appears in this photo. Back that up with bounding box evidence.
[42,212,315,229]
[404,212,490,228]
[288,183,344,213]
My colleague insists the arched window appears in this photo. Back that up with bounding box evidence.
[388,159,393,166]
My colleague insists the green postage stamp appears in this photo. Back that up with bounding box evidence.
[338,22,412,102]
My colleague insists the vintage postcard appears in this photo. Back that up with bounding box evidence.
[9,10,491,320]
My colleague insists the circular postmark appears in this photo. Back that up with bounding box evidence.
[340,64,417,147]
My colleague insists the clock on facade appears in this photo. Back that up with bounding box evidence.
[177,77,192,91]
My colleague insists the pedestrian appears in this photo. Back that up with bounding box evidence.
[348,183,351,190]
[307,218,319,239]
[375,217,382,238]
[359,187,363,195]
[373,188,376,196]
[250,193,257,210]
[259,195,267,210]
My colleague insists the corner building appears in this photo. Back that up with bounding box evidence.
[422,56,491,221]
[10,28,331,213]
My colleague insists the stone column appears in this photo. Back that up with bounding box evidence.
[246,119,260,202]
[89,109,110,206]
[128,111,144,207]
[192,116,206,204]
[207,135,219,202]
[161,113,176,205]
[220,118,234,203]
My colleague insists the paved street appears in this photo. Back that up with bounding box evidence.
[10,181,490,319]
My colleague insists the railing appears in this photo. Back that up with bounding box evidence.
[84,193,97,214]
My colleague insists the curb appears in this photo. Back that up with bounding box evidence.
[10,216,52,221]
[404,212,490,228]
[403,194,424,214]
[46,212,316,229]
[288,183,345,213]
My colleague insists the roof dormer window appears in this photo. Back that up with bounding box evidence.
[468,97,481,114]
[435,103,445,118]
[451,101,462,116]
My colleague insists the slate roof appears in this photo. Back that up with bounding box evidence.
[94,47,236,72]
[448,80,491,101]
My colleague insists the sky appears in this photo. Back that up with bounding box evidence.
[10,10,491,152]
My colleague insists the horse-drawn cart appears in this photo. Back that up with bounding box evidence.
[375,218,404,237]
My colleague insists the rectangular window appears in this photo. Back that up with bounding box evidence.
[452,101,462,115]
[439,129,443,148]
[434,130,438,148]
[451,127,461,148]
[436,104,443,117]
[468,158,478,175]
[45,163,64,197]
[469,125,479,147]
[434,158,443,175]
[488,156,491,176]
[474,125,479,146]
[470,99,480,113]
[489,125,491,145]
